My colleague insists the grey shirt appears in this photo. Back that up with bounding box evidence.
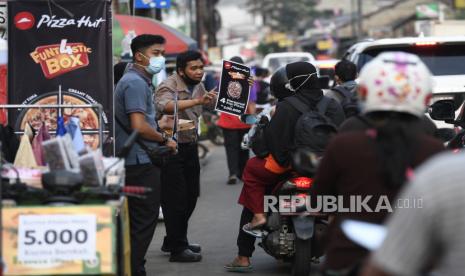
[373,151,465,276]
[324,80,358,103]
[115,65,159,165]
[155,73,215,143]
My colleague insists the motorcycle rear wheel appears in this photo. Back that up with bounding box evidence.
[292,237,312,276]
[208,127,224,145]
[198,143,208,159]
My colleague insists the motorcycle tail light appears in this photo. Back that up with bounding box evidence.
[122,186,151,194]
[291,177,313,189]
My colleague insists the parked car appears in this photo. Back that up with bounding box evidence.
[343,36,465,128]
[262,52,316,74]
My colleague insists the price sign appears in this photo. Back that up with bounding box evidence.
[18,214,97,263]
[215,60,251,116]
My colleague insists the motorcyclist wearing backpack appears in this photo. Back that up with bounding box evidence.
[225,62,344,272]
[325,60,359,117]
[309,52,444,276]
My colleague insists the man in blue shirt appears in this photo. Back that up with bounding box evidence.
[114,34,176,276]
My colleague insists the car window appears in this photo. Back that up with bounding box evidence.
[359,44,465,76]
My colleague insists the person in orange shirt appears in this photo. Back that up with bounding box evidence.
[217,56,256,185]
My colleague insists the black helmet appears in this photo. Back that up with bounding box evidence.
[270,66,294,101]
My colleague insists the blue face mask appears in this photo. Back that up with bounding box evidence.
[141,54,165,75]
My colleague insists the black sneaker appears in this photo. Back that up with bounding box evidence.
[161,243,202,253]
[227,175,238,185]
[169,249,202,262]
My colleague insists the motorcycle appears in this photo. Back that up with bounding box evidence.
[199,109,224,146]
[1,131,155,276]
[241,114,328,276]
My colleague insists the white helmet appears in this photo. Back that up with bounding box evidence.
[358,52,433,117]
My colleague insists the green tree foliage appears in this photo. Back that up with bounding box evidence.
[246,0,320,33]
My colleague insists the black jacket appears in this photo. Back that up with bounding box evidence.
[339,114,437,137]
[264,88,345,167]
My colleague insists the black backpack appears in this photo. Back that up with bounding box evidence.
[249,115,271,158]
[332,85,359,118]
[285,96,338,153]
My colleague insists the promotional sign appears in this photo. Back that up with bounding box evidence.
[215,60,251,116]
[18,214,97,262]
[7,0,113,150]
[135,0,171,9]
[2,206,116,275]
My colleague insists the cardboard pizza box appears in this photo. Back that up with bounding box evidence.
[178,119,195,132]
[161,118,196,136]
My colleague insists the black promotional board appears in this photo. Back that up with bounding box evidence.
[7,0,112,150]
[215,60,251,116]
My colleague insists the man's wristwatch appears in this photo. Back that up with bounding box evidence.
[161,132,169,144]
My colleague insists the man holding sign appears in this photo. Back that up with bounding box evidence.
[155,50,216,262]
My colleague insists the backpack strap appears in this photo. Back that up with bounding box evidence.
[285,97,310,114]
[316,96,331,115]
[286,96,332,116]
[332,86,352,99]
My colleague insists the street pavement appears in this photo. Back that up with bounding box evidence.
[146,144,302,276]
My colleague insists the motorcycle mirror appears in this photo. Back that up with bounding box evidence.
[117,130,139,158]
[429,100,456,121]
[240,114,258,125]
[341,220,387,251]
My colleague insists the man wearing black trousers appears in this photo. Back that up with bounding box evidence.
[115,34,176,275]
[155,50,217,262]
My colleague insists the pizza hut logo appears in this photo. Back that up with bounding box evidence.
[36,15,105,29]
[30,39,92,79]
[224,62,232,70]
[14,12,35,30]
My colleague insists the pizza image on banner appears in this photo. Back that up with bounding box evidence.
[215,60,251,116]
[18,93,100,149]
[30,40,92,79]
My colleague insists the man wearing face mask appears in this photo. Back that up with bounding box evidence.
[155,50,217,262]
[114,34,176,276]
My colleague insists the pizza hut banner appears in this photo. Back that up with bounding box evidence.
[215,60,251,116]
[7,0,113,150]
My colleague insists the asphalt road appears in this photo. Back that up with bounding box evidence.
[146,144,296,276]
